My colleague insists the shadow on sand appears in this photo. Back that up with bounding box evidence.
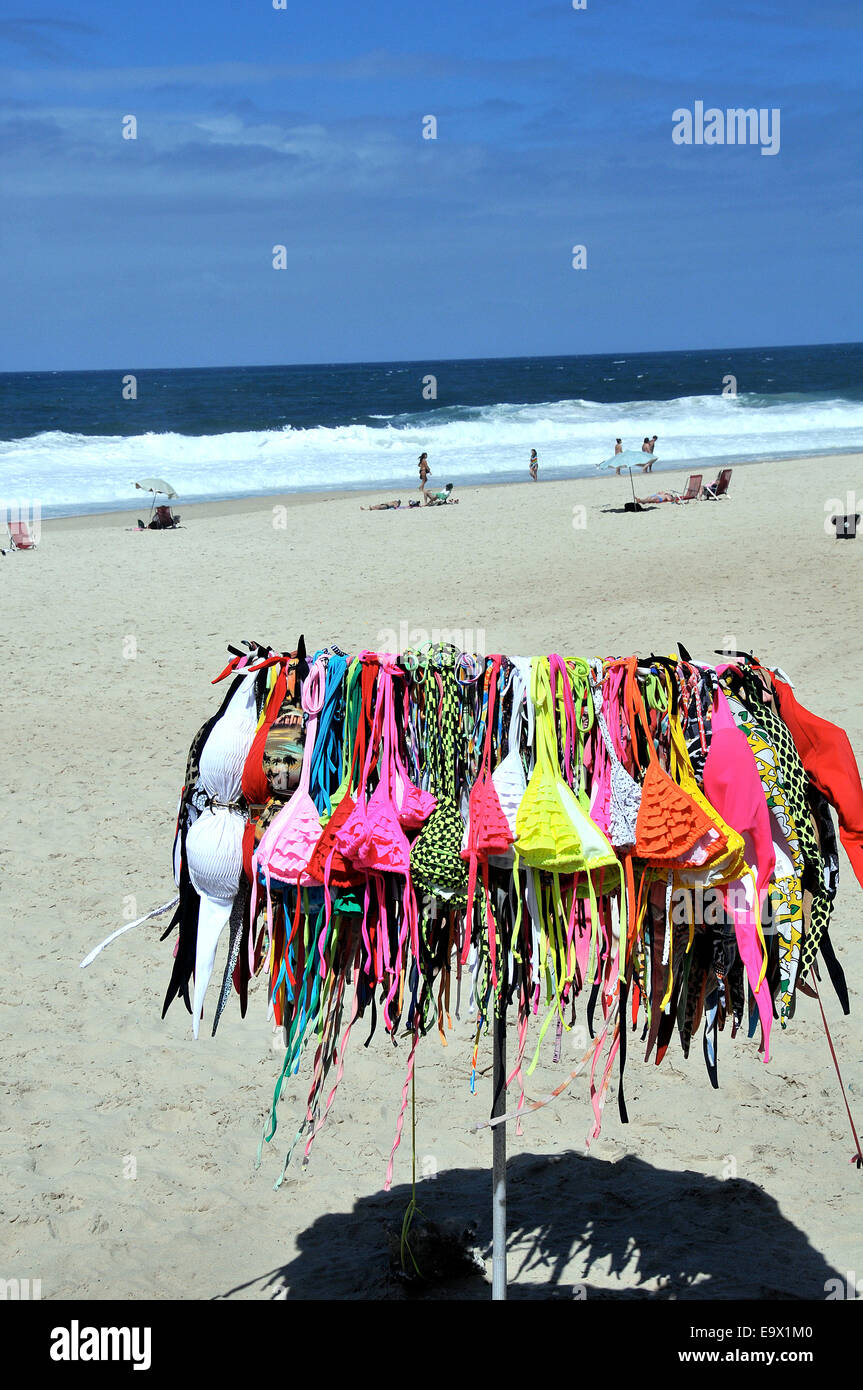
[217,1151,841,1301]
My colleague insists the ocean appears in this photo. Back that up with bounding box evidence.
[1,342,861,517]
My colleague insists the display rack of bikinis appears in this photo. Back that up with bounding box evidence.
[162,641,863,1183]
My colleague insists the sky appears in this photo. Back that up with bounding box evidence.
[1,0,861,370]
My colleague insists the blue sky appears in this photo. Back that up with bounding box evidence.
[1,0,861,369]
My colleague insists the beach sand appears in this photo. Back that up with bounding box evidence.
[3,453,863,1300]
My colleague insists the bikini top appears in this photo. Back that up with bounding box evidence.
[769,668,863,893]
[588,660,642,851]
[457,656,527,841]
[460,656,514,897]
[409,657,470,899]
[187,660,260,904]
[663,681,744,886]
[306,657,367,889]
[721,664,824,882]
[253,656,327,895]
[701,682,776,897]
[514,657,619,879]
[491,657,533,839]
[196,660,260,810]
[624,658,726,870]
[549,656,620,879]
[334,658,436,877]
[172,655,255,891]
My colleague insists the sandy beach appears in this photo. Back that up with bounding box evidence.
[3,452,863,1301]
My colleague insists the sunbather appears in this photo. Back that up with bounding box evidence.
[425,482,459,506]
[636,490,681,504]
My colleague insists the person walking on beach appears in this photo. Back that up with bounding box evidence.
[418,452,431,503]
[529,449,538,481]
[614,439,623,455]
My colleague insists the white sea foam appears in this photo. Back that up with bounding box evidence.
[1,393,860,513]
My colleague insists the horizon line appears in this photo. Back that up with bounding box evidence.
[1,337,861,378]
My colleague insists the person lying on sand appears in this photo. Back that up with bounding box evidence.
[636,490,680,504]
[362,499,402,510]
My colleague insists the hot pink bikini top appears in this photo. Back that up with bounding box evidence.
[251,656,327,924]
[461,656,513,877]
[703,680,776,899]
[334,658,435,876]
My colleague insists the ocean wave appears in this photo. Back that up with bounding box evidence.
[1,391,860,511]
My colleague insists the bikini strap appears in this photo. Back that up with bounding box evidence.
[480,656,503,774]
[295,658,326,796]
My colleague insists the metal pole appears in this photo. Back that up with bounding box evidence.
[491,1010,507,1300]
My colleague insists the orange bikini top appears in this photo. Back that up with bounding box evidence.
[622,658,726,869]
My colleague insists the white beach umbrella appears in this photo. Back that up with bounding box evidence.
[134,478,178,498]
[595,451,656,507]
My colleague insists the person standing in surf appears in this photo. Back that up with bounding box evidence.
[529,449,538,481]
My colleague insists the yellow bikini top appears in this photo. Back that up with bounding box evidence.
[514,658,621,884]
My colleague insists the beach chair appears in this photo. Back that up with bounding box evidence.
[702,468,732,500]
[7,518,38,550]
[675,474,703,502]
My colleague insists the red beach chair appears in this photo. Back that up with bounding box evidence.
[7,518,38,550]
[675,474,703,502]
[702,468,733,499]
